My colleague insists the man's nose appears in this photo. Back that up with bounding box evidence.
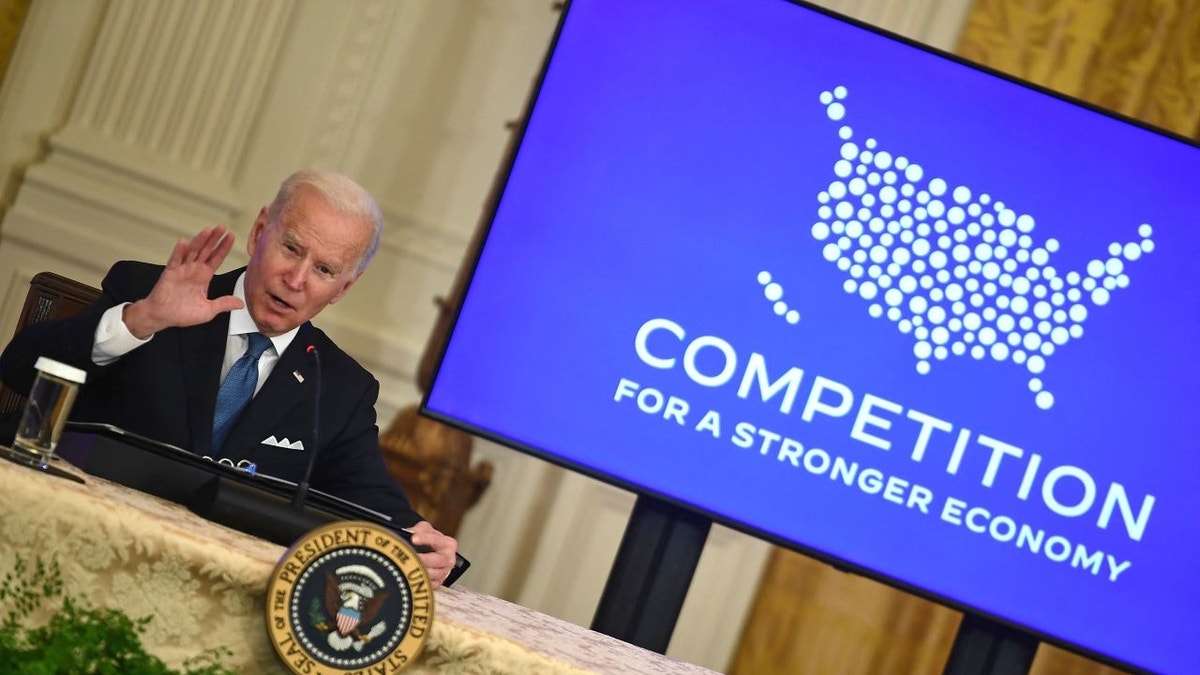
[283,260,307,290]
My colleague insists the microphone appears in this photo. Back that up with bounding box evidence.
[291,345,321,509]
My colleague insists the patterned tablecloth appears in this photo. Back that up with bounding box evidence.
[0,454,713,674]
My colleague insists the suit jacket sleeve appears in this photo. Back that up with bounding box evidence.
[309,371,424,528]
[0,261,154,397]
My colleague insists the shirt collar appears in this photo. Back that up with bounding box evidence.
[228,272,299,355]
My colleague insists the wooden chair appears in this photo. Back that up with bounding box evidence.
[0,271,101,415]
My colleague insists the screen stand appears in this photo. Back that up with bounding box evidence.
[591,494,711,653]
[943,612,1039,675]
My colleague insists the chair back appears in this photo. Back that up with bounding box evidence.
[0,272,101,414]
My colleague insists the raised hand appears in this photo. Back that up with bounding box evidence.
[123,225,246,339]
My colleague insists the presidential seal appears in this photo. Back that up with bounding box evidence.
[265,521,433,674]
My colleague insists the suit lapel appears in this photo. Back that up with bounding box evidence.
[223,323,316,455]
[180,269,241,455]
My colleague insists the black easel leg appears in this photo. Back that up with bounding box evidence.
[591,495,711,653]
[943,612,1039,675]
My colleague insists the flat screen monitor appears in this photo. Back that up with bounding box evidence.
[422,1,1199,672]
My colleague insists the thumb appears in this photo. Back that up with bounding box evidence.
[212,295,246,314]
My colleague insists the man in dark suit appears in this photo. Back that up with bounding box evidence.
[0,169,459,585]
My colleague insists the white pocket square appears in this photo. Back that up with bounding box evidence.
[262,435,305,451]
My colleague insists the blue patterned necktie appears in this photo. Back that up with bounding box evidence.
[212,332,272,454]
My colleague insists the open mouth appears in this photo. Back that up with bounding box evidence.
[268,293,295,311]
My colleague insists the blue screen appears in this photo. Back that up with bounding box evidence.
[424,1,1200,672]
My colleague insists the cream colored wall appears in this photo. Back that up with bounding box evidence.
[0,1,969,671]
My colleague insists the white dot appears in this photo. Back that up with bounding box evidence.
[1027,354,1045,374]
[1091,288,1111,306]
[979,327,997,345]
[812,223,831,240]
[774,301,787,315]
[928,178,946,195]
[990,343,1009,361]
[916,361,930,375]
[970,345,985,359]
[868,304,884,318]
[1029,378,1043,392]
[757,271,772,284]
[1035,391,1054,410]
[905,164,924,182]
[909,296,928,314]
[844,279,858,294]
[914,342,932,359]
[786,310,800,324]
[859,281,878,300]
[888,307,902,321]
[928,306,946,324]
[765,283,783,301]
[1023,333,1042,351]
[1139,223,1153,238]
[1105,258,1125,275]
[835,160,853,178]
[953,186,972,204]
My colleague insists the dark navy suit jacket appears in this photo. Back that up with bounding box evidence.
[0,262,421,527]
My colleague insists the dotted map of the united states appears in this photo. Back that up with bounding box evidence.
[759,86,1154,411]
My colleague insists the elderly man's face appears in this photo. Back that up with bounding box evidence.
[243,188,371,337]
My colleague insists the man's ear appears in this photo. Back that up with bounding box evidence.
[246,207,269,257]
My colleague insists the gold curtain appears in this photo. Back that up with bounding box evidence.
[0,0,30,87]
[729,1,1197,673]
